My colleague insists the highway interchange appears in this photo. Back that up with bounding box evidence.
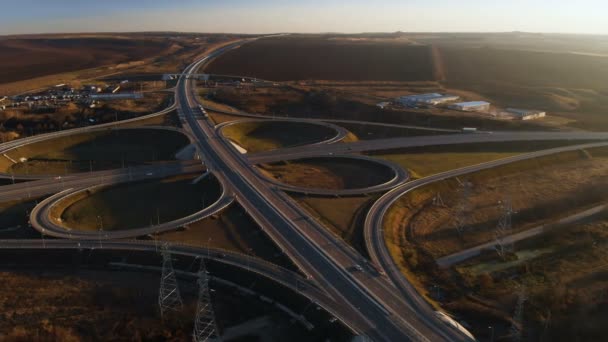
[1,40,608,341]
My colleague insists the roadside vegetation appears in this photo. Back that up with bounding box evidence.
[383,145,608,340]
[220,120,337,153]
[157,203,295,270]
[0,92,173,143]
[294,195,375,255]
[1,128,189,175]
[0,197,45,239]
[0,262,342,342]
[335,121,452,140]
[258,157,394,191]
[371,140,587,178]
[208,111,245,125]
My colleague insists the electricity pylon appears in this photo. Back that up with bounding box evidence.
[158,243,183,318]
[454,181,472,235]
[432,192,446,207]
[193,258,219,342]
[495,197,514,259]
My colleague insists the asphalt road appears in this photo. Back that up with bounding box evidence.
[5,39,607,341]
[0,125,195,181]
[216,118,350,146]
[258,154,410,196]
[0,161,203,202]
[29,179,234,240]
[248,131,608,164]
[363,141,608,336]
[0,238,366,334]
[177,46,469,341]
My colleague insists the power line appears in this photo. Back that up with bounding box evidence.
[158,243,183,318]
[454,181,472,236]
[193,258,219,342]
[495,197,514,260]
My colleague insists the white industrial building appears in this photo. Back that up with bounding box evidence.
[505,108,546,120]
[90,93,144,100]
[396,93,460,107]
[449,101,491,112]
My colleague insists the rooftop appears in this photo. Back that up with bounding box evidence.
[453,101,490,107]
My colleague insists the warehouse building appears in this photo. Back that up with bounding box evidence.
[90,93,144,100]
[449,101,491,112]
[396,93,460,107]
[505,108,546,120]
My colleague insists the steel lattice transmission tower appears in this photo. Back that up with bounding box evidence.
[158,243,183,318]
[193,258,219,342]
[495,198,514,259]
[454,180,472,236]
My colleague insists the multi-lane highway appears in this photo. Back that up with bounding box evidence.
[176,46,473,342]
[3,38,608,341]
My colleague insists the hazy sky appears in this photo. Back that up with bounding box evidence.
[2,0,607,35]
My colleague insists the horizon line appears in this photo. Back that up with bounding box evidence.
[2,30,608,38]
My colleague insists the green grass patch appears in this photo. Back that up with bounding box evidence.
[5,128,189,175]
[0,197,41,229]
[294,195,374,255]
[371,140,593,178]
[336,121,450,140]
[259,157,394,190]
[60,174,220,231]
[382,145,608,339]
[221,121,336,153]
